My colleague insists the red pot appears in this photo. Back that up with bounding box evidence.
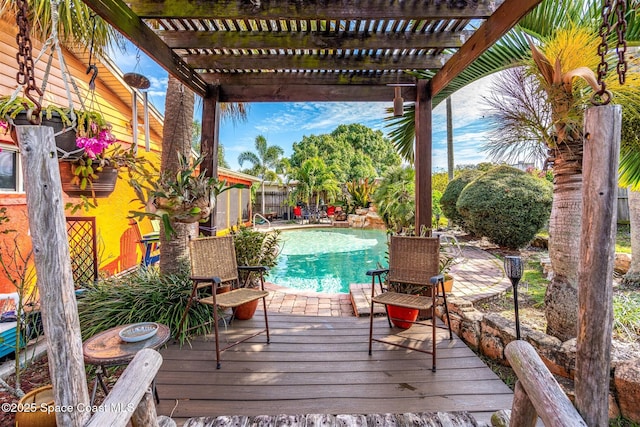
[233,298,259,320]
[387,304,419,329]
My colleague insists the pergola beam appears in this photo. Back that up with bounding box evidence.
[203,71,416,86]
[185,53,450,72]
[159,29,472,50]
[218,84,417,102]
[430,0,542,97]
[81,0,208,97]
[130,0,503,19]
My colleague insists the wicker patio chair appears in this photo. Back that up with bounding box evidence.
[177,235,270,369]
[366,235,452,372]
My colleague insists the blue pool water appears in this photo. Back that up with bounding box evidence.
[269,228,388,294]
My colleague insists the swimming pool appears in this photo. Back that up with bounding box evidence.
[269,228,388,294]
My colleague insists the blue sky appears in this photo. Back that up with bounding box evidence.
[112,47,496,172]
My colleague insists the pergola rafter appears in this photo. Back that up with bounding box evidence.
[158,29,473,51]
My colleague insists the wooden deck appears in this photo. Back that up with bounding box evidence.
[155,313,513,426]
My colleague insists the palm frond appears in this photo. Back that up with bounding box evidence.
[385,0,640,163]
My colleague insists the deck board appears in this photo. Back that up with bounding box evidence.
[156,313,512,426]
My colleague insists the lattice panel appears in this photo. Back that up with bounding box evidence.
[66,217,98,287]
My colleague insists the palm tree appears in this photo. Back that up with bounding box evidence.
[158,76,197,274]
[373,166,415,233]
[238,135,284,215]
[0,0,118,58]
[386,0,640,340]
[292,157,340,208]
[161,94,249,275]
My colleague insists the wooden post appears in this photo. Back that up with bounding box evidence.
[200,85,220,236]
[15,125,90,426]
[575,104,621,426]
[415,79,433,234]
[509,381,537,427]
[505,340,586,427]
[86,348,163,427]
[131,390,159,427]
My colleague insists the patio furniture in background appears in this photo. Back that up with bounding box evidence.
[140,233,160,266]
[432,231,463,259]
[366,236,453,372]
[178,235,270,368]
[326,205,335,220]
[293,206,303,223]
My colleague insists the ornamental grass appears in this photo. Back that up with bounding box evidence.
[77,262,211,344]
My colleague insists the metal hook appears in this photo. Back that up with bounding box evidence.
[86,64,98,90]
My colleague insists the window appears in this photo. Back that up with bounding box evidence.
[0,144,23,193]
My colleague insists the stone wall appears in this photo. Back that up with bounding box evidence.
[346,207,386,229]
[435,296,640,423]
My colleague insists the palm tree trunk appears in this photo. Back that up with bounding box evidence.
[545,131,583,341]
[159,76,197,275]
[446,97,454,181]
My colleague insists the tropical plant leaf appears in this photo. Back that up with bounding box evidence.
[385,0,640,163]
[563,67,599,92]
[528,37,555,85]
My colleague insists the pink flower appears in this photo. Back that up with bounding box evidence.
[75,127,117,158]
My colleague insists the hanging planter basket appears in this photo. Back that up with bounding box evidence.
[59,162,118,198]
[10,111,83,160]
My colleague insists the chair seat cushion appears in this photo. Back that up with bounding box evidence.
[372,292,433,310]
[200,288,269,308]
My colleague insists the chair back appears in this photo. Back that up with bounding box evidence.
[189,235,239,283]
[388,236,439,286]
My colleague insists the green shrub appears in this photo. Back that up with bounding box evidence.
[440,170,481,229]
[456,165,552,248]
[78,263,211,344]
[232,226,281,286]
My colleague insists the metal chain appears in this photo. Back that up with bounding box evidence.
[615,0,628,85]
[593,0,628,105]
[15,0,42,123]
[593,0,613,105]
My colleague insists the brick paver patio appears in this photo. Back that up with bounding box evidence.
[263,243,510,317]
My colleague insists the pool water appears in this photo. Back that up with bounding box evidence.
[269,228,388,294]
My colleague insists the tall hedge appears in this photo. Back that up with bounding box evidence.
[440,170,482,229]
[456,165,552,248]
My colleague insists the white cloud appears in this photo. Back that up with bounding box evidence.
[433,74,497,133]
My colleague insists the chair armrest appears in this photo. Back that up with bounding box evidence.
[190,276,222,284]
[366,268,389,277]
[238,265,269,273]
[430,274,444,284]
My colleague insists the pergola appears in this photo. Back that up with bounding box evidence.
[81,0,542,232]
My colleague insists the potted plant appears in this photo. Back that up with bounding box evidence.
[130,152,243,237]
[231,226,281,320]
[59,117,120,199]
[1,95,80,156]
[385,278,433,329]
[439,253,457,294]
